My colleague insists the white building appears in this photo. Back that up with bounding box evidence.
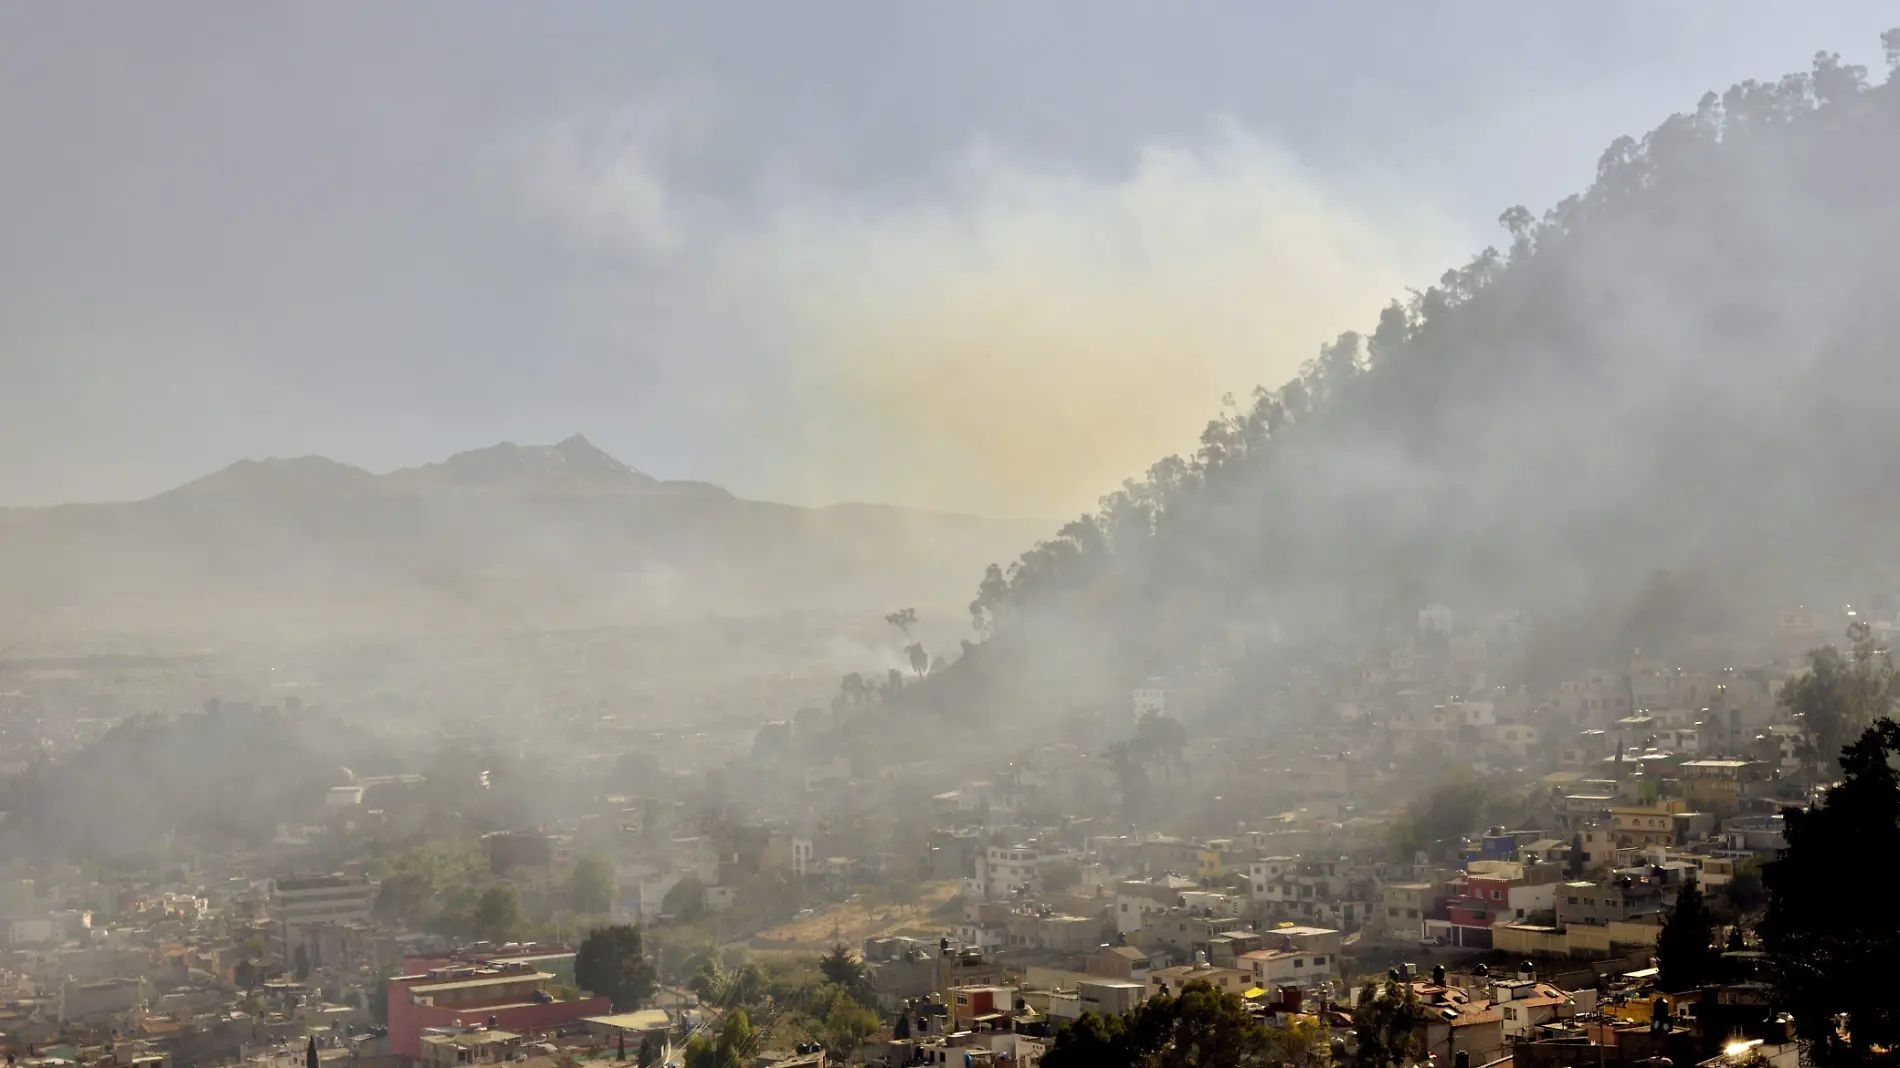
[1133,680,1170,718]
[267,875,375,958]
[980,845,1042,900]
[1238,946,1337,990]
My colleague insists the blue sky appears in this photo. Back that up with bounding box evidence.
[2,2,1894,515]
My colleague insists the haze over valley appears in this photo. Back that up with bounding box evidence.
[5,9,1900,1068]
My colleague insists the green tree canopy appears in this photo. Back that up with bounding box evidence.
[1351,979,1428,1068]
[1763,718,1900,1065]
[471,884,524,942]
[1726,859,1766,915]
[572,855,616,916]
[1042,980,1281,1068]
[683,1009,758,1068]
[1780,637,1897,788]
[1656,875,1721,992]
[576,924,658,1012]
[662,876,706,922]
[817,944,868,1000]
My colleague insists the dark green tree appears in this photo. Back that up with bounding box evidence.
[814,984,880,1058]
[572,855,616,916]
[292,943,311,982]
[1726,859,1767,915]
[1566,831,1585,879]
[662,875,706,921]
[367,968,392,1024]
[1656,875,1721,992]
[683,1008,757,1068]
[576,924,658,1012]
[471,884,524,942]
[234,959,257,992]
[636,1032,662,1068]
[1350,979,1428,1068]
[818,944,867,995]
[1043,1009,1128,1068]
[1763,719,1900,1065]
[1778,637,1896,790]
[1043,981,1274,1068]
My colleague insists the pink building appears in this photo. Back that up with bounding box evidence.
[386,960,611,1058]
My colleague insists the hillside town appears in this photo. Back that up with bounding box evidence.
[0,599,1877,1068]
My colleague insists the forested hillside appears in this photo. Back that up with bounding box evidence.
[947,38,1900,704]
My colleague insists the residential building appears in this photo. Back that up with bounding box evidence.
[1237,926,1342,990]
[1677,760,1771,812]
[385,961,612,1059]
[1379,883,1436,940]
[1078,980,1148,1018]
[978,845,1042,900]
[1610,799,1687,848]
[1084,946,1151,981]
[268,875,376,959]
[1131,907,1252,961]
[1115,875,1197,934]
[1556,879,1665,928]
[1492,981,1580,1040]
[1148,964,1251,1000]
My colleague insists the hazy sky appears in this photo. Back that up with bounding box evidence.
[3,2,1893,516]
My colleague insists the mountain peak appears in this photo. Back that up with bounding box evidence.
[553,434,639,476]
[161,455,376,500]
[395,436,655,491]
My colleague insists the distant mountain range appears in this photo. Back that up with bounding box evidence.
[0,436,1049,638]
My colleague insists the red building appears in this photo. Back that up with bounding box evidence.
[385,960,611,1058]
[1426,874,1509,950]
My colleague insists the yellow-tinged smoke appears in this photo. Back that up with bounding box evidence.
[717,133,1465,517]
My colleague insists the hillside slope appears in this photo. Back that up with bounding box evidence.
[946,43,1900,703]
[0,436,1047,638]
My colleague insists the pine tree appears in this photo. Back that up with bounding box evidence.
[1656,875,1720,992]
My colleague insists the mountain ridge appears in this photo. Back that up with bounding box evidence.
[0,436,1047,638]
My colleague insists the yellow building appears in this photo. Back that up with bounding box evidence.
[1610,799,1686,848]
[1677,760,1770,811]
